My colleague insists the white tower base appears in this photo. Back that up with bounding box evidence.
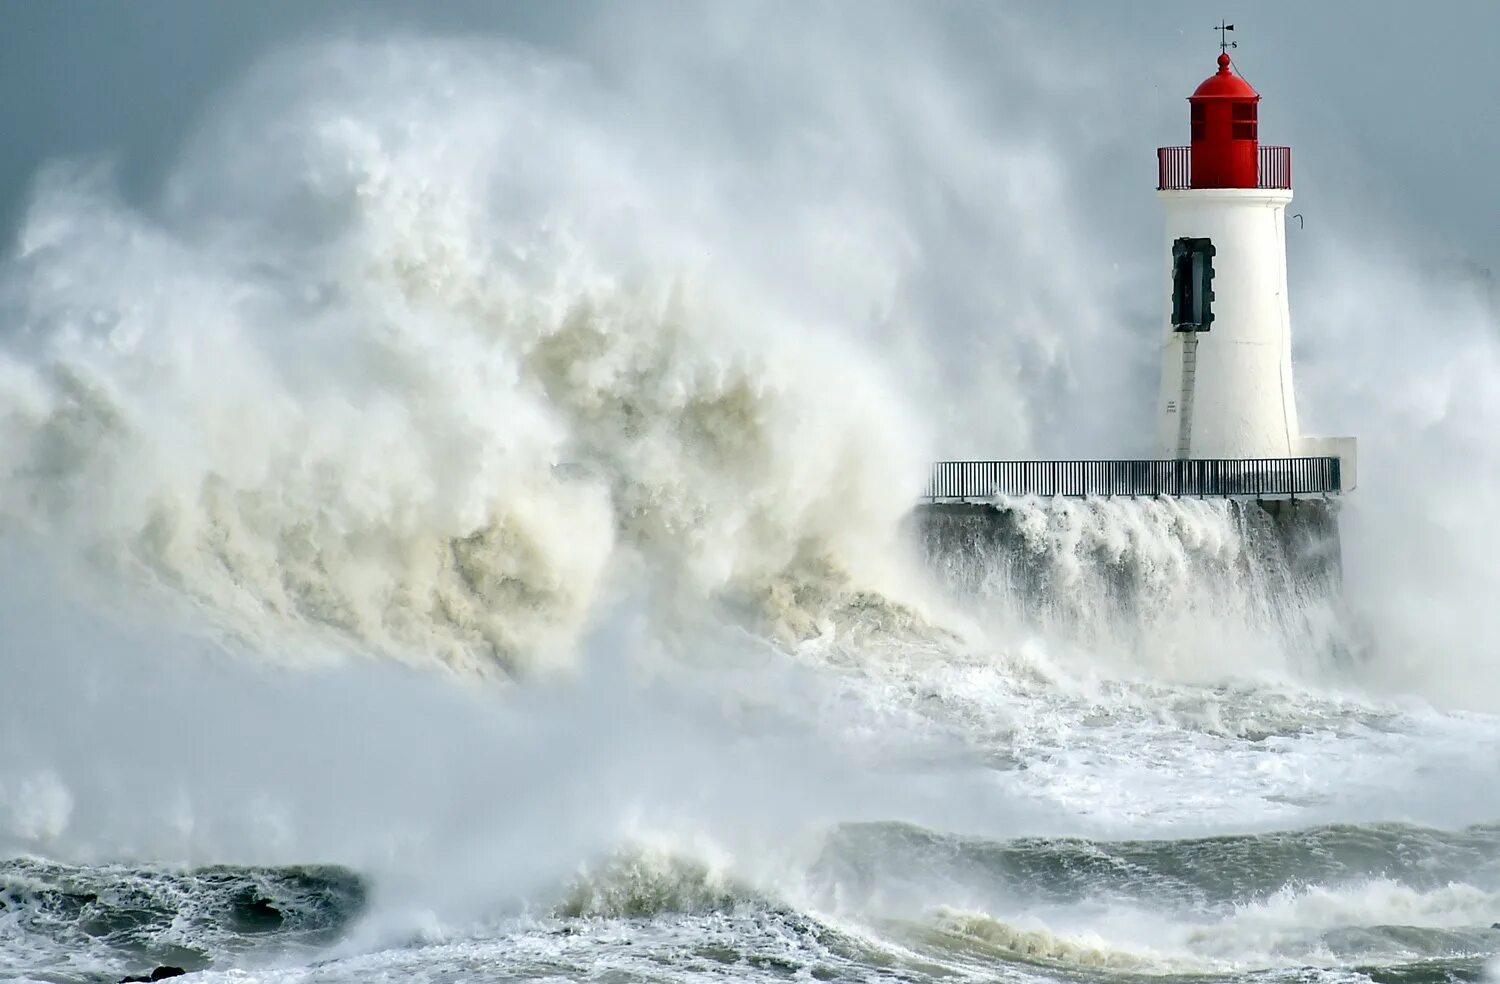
[1154,188,1301,460]
[1152,188,1356,489]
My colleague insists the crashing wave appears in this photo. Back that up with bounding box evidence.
[555,846,749,919]
[0,41,927,674]
[0,857,365,979]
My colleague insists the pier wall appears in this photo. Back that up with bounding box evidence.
[910,496,1343,620]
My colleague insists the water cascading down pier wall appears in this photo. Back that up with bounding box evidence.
[912,457,1346,622]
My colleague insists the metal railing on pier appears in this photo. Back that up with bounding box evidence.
[922,457,1341,501]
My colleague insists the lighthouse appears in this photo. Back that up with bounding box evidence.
[920,38,1354,509]
[1152,50,1356,486]
[915,38,1353,594]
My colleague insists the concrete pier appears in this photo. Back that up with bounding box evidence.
[911,496,1343,605]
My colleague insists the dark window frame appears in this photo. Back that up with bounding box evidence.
[1231,102,1257,141]
[1172,237,1216,331]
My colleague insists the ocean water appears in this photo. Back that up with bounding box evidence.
[3,28,1500,984]
[5,536,1499,984]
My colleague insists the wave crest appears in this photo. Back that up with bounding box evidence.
[0,39,927,672]
[556,847,747,919]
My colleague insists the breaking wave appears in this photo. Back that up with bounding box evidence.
[0,39,928,675]
[847,821,1500,976]
[815,820,1500,911]
[0,858,365,979]
[10,820,1500,983]
[556,847,748,919]
[921,908,1174,972]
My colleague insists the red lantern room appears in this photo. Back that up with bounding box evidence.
[1189,53,1259,188]
[1156,50,1290,192]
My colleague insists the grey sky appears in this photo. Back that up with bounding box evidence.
[3,2,1496,267]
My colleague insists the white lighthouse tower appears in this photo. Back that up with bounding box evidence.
[1153,50,1356,486]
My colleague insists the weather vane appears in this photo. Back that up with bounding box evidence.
[1216,20,1237,55]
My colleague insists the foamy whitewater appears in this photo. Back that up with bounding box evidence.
[3,24,1500,984]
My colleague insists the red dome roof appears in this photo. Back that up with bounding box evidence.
[1191,53,1259,101]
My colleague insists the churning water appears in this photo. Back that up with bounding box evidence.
[2,28,1499,984]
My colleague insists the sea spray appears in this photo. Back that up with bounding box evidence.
[0,36,1379,692]
[0,40,928,673]
[912,495,1351,686]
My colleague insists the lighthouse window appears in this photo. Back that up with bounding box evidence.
[1172,237,1215,331]
[1231,102,1257,141]
[1191,103,1206,141]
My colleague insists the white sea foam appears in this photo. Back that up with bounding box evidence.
[932,879,1500,975]
[1205,878,1500,943]
[0,39,929,674]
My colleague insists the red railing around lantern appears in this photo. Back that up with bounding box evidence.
[1156,146,1292,191]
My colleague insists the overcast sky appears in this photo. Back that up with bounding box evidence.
[4,1,1496,266]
